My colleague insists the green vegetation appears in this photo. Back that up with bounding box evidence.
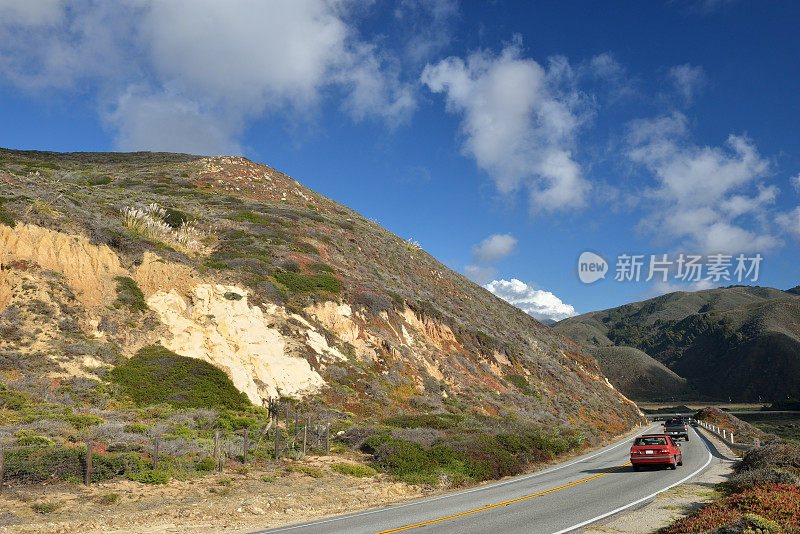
[332,462,376,478]
[113,276,147,312]
[504,375,538,397]
[308,261,335,273]
[0,203,15,227]
[195,457,216,471]
[383,413,464,430]
[0,384,27,409]
[31,501,61,514]
[162,207,191,228]
[295,465,324,478]
[137,470,170,484]
[355,422,584,486]
[96,493,119,506]
[110,345,250,409]
[273,270,342,294]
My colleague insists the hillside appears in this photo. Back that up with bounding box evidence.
[0,148,641,451]
[554,286,800,401]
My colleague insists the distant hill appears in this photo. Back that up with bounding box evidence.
[554,286,800,401]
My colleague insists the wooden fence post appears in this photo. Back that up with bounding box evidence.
[302,425,307,455]
[153,437,159,470]
[213,430,219,460]
[0,445,5,494]
[243,429,249,464]
[325,422,330,455]
[85,440,92,485]
[274,426,280,460]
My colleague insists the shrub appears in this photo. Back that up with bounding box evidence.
[273,270,342,294]
[296,465,324,478]
[137,470,170,485]
[383,414,463,430]
[0,204,15,227]
[332,462,376,478]
[308,262,335,273]
[15,433,54,446]
[261,476,275,483]
[124,422,147,433]
[196,457,216,472]
[113,276,147,312]
[110,345,250,409]
[0,385,27,409]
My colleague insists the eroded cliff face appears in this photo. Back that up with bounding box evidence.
[147,284,337,404]
[0,223,123,306]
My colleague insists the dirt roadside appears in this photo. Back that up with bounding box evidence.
[583,426,738,534]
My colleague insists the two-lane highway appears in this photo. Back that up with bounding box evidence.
[255,425,712,534]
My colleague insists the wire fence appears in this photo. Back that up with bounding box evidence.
[0,399,332,493]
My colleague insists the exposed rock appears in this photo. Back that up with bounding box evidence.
[148,284,328,404]
[0,223,123,306]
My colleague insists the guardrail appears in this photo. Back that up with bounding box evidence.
[694,419,756,453]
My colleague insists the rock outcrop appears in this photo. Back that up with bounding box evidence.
[148,284,336,404]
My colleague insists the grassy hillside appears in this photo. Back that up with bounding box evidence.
[554,286,800,401]
[0,147,642,490]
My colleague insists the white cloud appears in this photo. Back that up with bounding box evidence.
[647,278,715,297]
[471,233,517,263]
[0,0,418,153]
[668,64,706,104]
[421,38,592,212]
[395,0,458,64]
[792,174,800,192]
[627,112,779,254]
[464,265,497,285]
[777,207,800,238]
[0,0,64,27]
[108,89,242,156]
[484,278,576,323]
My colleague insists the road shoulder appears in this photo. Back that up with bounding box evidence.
[583,427,738,534]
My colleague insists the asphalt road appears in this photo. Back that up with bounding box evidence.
[254,424,712,534]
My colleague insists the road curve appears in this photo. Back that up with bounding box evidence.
[253,425,712,534]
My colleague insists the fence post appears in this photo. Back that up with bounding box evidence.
[325,422,330,455]
[0,444,5,494]
[214,430,220,460]
[85,440,92,485]
[731,433,734,444]
[243,429,249,464]
[302,424,307,455]
[274,425,281,460]
[153,436,159,470]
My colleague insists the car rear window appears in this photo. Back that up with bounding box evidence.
[635,437,667,446]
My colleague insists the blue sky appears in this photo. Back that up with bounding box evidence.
[1,0,799,321]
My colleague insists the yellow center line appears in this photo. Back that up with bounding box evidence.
[375,462,632,534]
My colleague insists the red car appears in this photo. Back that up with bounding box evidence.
[630,434,682,471]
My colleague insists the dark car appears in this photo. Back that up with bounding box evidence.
[630,434,682,470]
[662,417,690,441]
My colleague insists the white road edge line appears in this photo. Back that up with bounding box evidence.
[256,424,660,533]
[550,425,714,534]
